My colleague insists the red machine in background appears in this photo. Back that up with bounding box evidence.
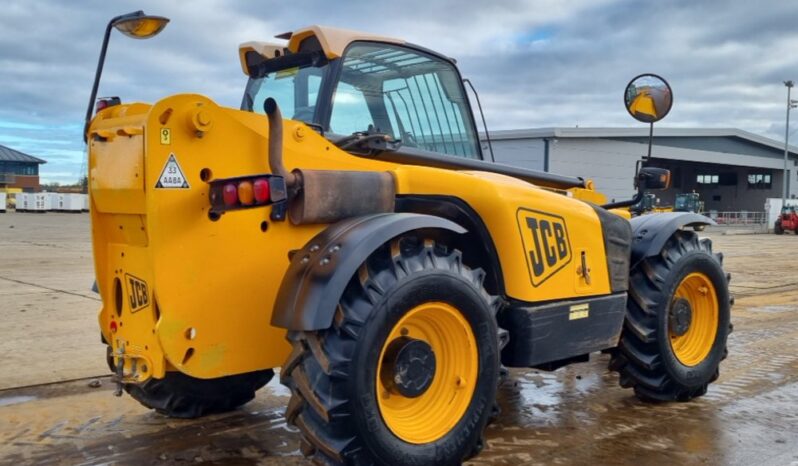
[775,206,798,234]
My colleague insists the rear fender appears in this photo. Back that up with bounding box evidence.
[271,213,466,331]
[630,212,715,266]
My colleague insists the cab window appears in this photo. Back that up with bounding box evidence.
[329,43,480,159]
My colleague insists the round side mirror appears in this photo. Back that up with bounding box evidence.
[624,74,673,123]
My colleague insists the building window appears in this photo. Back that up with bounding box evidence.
[0,162,37,176]
[696,173,736,186]
[747,173,772,189]
[697,174,718,185]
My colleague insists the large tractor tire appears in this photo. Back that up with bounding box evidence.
[775,220,784,235]
[281,236,505,465]
[610,230,731,401]
[116,359,273,418]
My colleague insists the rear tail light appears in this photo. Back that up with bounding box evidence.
[253,178,270,203]
[237,181,255,205]
[208,174,286,214]
[222,183,238,206]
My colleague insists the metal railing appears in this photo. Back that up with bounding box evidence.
[705,211,768,227]
[0,173,16,184]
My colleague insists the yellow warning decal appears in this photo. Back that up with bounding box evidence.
[569,303,589,320]
[160,127,171,145]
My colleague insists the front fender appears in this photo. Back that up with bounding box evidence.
[630,212,715,266]
[271,213,466,331]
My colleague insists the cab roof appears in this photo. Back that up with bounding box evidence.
[238,25,405,75]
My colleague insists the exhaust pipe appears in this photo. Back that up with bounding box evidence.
[262,97,395,225]
[264,97,297,187]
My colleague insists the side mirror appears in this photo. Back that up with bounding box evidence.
[637,167,671,190]
[624,74,673,123]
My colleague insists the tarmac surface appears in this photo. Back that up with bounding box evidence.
[0,213,796,465]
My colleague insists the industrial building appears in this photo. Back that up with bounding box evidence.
[487,128,798,212]
[0,143,45,192]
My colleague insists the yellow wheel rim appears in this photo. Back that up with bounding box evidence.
[670,272,718,366]
[376,302,478,444]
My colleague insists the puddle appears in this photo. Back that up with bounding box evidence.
[0,395,36,407]
[748,305,794,313]
[264,373,291,398]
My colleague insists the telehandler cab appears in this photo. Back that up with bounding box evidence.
[87,16,732,465]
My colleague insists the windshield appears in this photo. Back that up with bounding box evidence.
[242,41,481,159]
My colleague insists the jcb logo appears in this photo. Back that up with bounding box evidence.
[517,208,572,286]
[125,273,149,313]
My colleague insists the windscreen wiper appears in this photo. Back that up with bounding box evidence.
[335,130,402,155]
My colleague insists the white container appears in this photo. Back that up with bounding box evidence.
[15,193,28,211]
[83,194,89,212]
[47,192,59,211]
[58,193,84,212]
[0,192,6,212]
[30,193,52,212]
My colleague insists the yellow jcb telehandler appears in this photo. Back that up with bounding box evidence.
[86,13,732,465]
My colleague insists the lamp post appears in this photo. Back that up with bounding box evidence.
[83,11,170,142]
[782,81,798,206]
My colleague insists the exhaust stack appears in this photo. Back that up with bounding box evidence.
[262,98,395,225]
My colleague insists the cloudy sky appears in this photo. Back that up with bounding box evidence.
[1,0,797,184]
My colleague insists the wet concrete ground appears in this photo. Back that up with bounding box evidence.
[1,214,797,465]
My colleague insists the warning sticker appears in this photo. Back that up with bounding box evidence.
[568,303,589,320]
[160,127,171,145]
[156,153,189,189]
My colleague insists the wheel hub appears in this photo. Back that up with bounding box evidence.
[380,337,436,398]
[669,297,693,336]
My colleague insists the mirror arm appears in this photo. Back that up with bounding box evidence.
[83,11,144,143]
[601,184,645,210]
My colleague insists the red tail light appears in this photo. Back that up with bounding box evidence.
[208,174,286,215]
[222,183,238,206]
[253,178,270,203]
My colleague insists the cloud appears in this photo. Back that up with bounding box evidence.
[0,0,797,183]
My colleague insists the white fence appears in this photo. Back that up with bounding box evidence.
[707,211,768,226]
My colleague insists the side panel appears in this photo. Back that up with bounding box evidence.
[393,167,614,302]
